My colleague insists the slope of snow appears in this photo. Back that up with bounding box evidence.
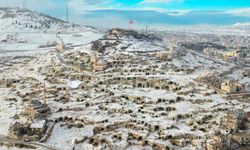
[0,7,104,56]
[0,7,94,33]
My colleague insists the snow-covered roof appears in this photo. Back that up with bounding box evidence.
[66,80,82,89]
[97,59,107,65]
[30,120,46,129]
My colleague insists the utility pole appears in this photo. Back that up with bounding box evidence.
[23,0,26,9]
[146,25,148,35]
[66,0,69,22]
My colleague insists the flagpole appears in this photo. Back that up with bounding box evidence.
[128,20,133,30]
[129,20,130,30]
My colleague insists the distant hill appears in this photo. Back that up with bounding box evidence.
[0,7,95,33]
[83,9,250,27]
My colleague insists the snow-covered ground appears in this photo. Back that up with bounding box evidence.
[0,7,249,150]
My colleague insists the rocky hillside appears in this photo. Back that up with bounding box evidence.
[90,28,166,54]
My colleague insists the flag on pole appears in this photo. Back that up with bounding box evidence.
[128,20,134,30]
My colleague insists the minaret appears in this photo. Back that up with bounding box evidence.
[43,82,47,104]
[236,42,242,58]
[66,88,69,102]
[169,37,174,54]
[93,52,97,72]
[168,37,174,59]
[169,43,173,54]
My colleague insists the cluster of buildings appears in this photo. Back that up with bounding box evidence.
[0,28,249,150]
[198,73,250,99]
[8,99,51,142]
[204,47,250,63]
[206,111,250,150]
[3,78,53,142]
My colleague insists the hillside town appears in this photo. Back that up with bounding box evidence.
[0,7,249,150]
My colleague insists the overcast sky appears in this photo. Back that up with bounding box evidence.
[0,0,250,28]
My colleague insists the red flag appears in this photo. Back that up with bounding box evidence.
[129,20,134,24]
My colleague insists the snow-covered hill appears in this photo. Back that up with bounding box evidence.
[0,7,94,33]
[0,7,103,56]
